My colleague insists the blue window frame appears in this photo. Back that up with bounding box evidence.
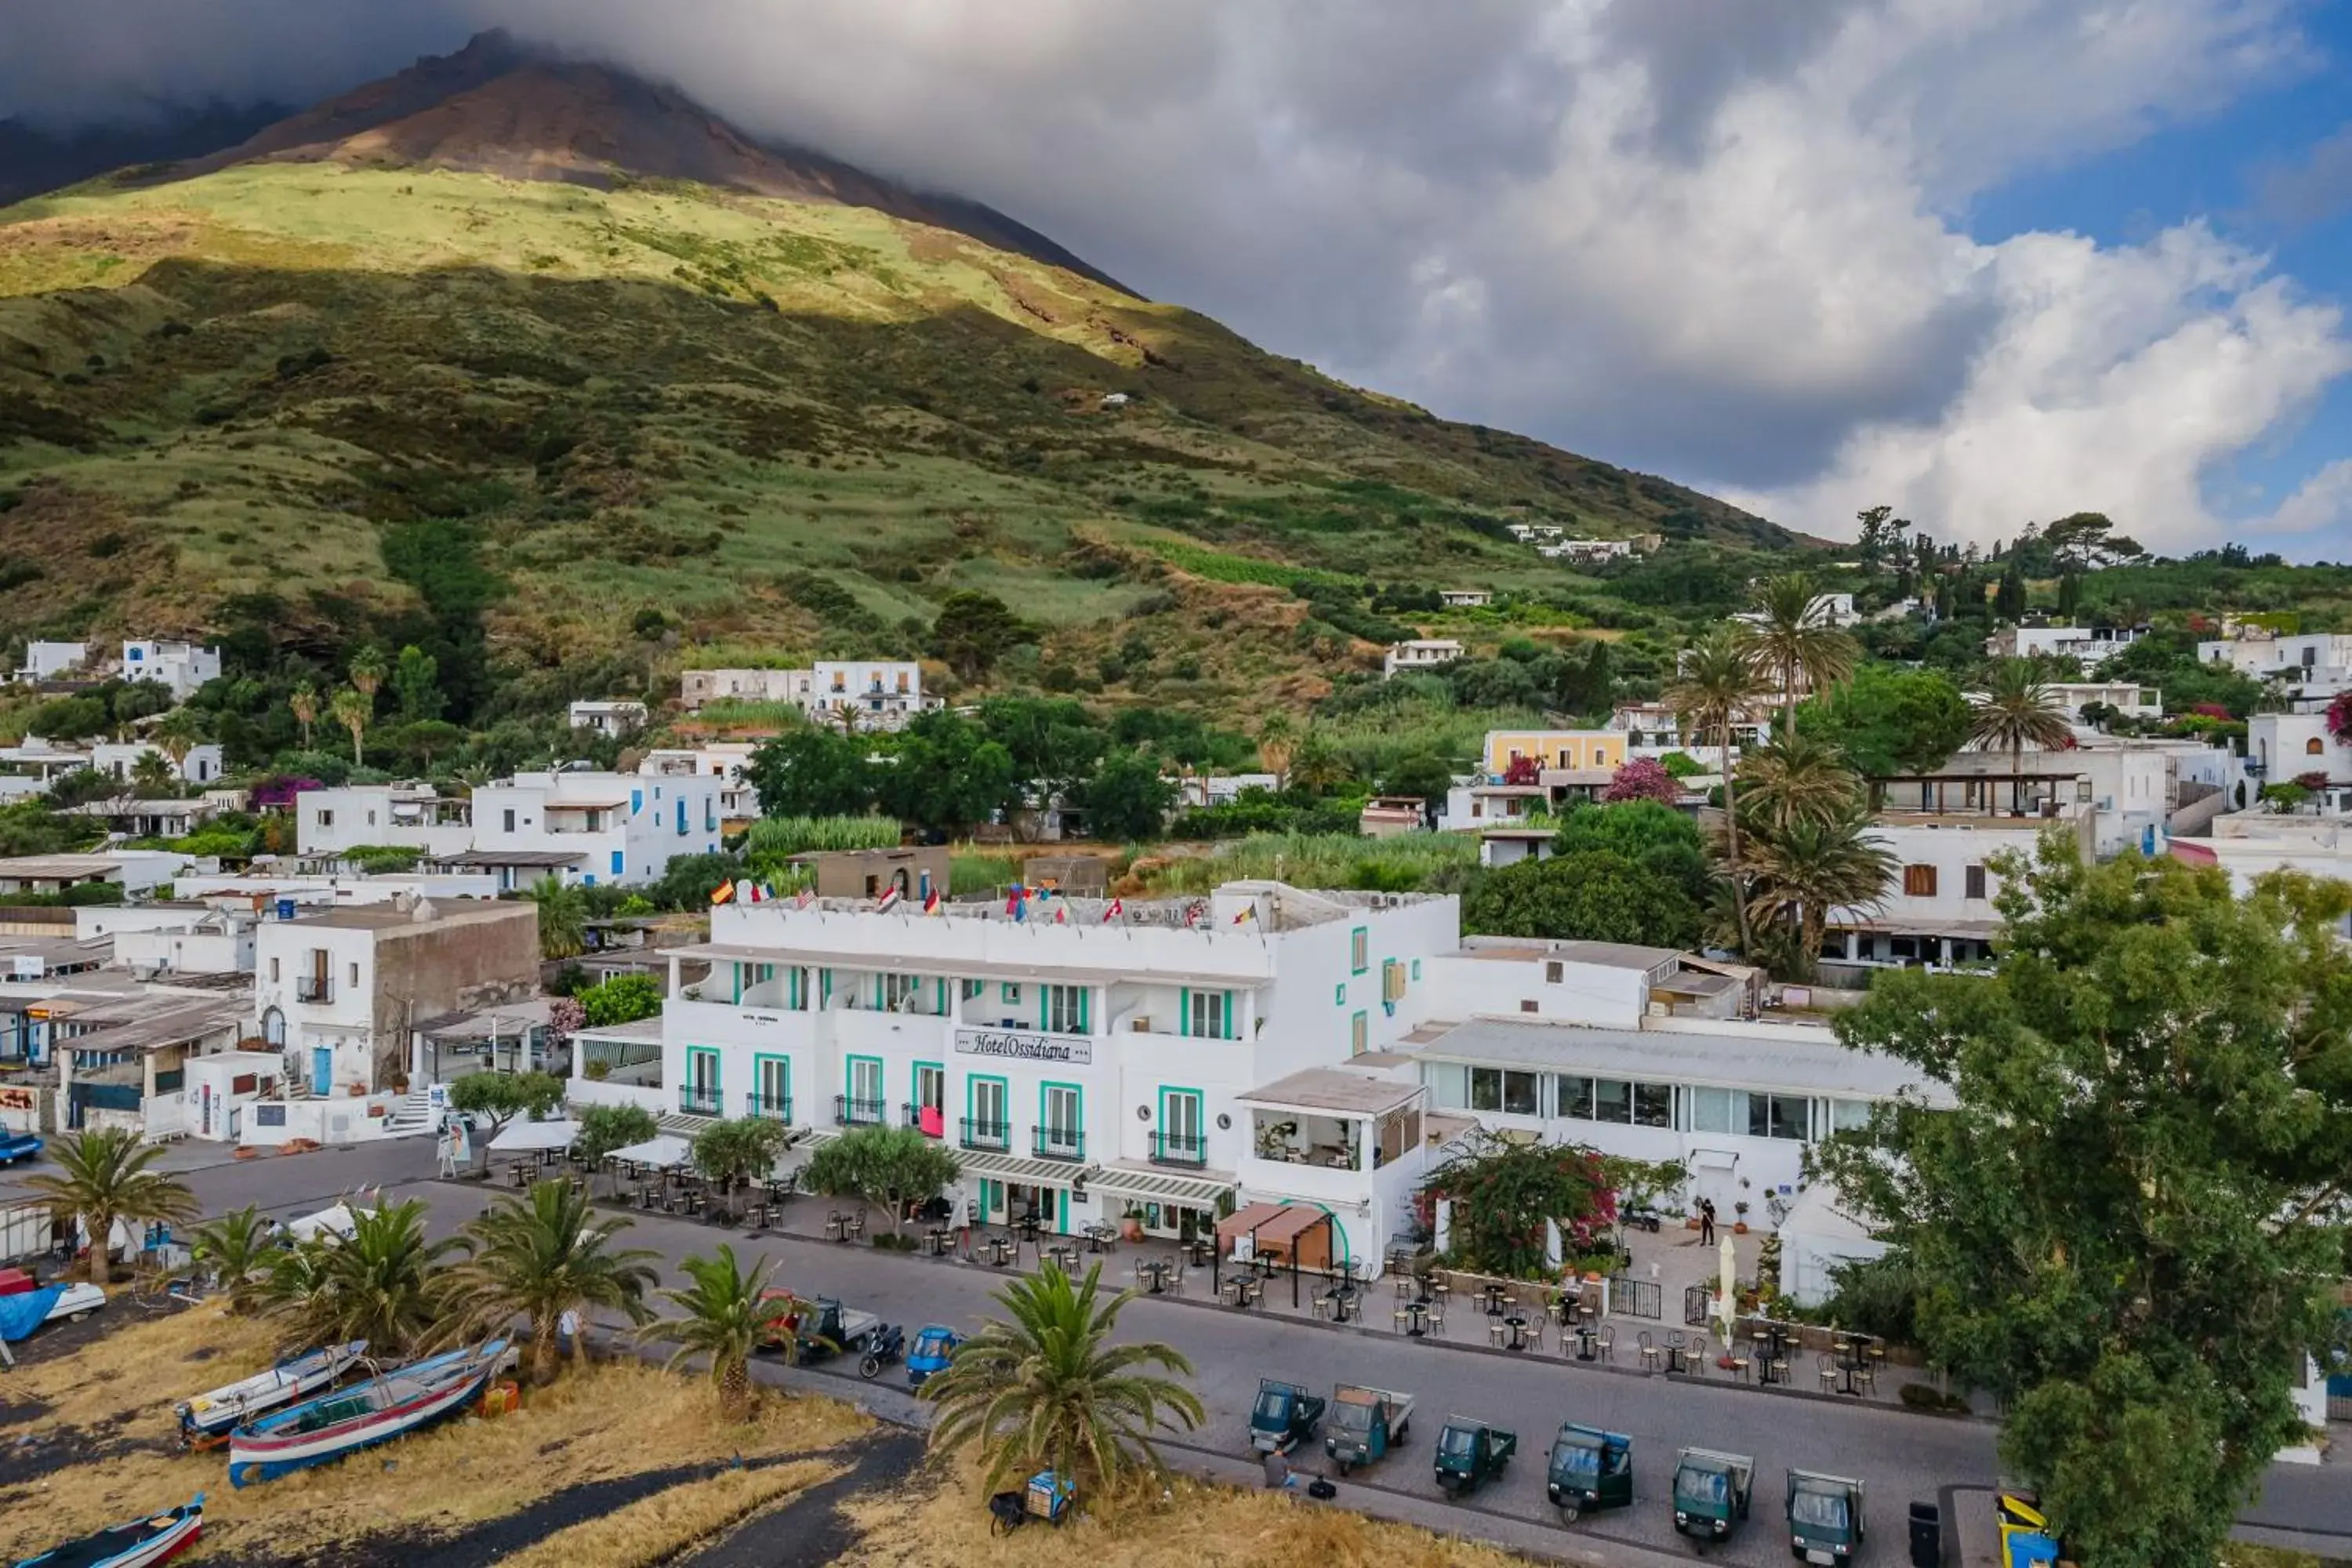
[675,800,688,834]
[631,789,643,815]
[610,850,625,877]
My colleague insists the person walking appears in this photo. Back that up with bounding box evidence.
[1697,1199,1716,1247]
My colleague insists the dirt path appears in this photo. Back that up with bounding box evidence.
[678,1429,926,1568]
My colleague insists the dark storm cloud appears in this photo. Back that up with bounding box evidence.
[0,0,2340,550]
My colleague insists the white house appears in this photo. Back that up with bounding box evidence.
[639,742,762,822]
[1538,539,1633,563]
[56,995,249,1138]
[1924,742,2194,858]
[1835,782,2096,969]
[77,902,257,976]
[2171,816,2352,931]
[1440,590,1493,608]
[13,641,87,684]
[1383,639,1465,679]
[680,661,938,731]
[0,851,191,898]
[120,640,221,700]
[1984,623,2148,670]
[2040,681,2162,722]
[457,769,724,888]
[568,699,648,736]
[2245,710,2352,799]
[2197,631,2352,699]
[90,740,224,787]
[680,668,806,710]
[252,898,539,1097]
[296,785,476,861]
[1735,592,1859,630]
[572,881,1460,1251]
[1174,773,1280,809]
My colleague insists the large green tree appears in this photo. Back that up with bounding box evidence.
[1077,747,1178,840]
[927,590,1033,683]
[878,710,1015,836]
[1424,1131,1616,1278]
[1462,847,1701,950]
[1798,662,1971,778]
[1817,848,2352,1568]
[802,1124,962,1239]
[441,1179,659,1382]
[28,1127,199,1284]
[741,727,875,818]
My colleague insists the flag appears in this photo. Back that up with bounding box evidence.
[710,880,735,906]
[1053,902,1069,925]
[745,883,764,905]
[1102,898,1123,924]
[921,885,942,915]
[1009,887,1028,924]
[1232,902,1256,926]
[1184,902,1202,928]
[794,887,814,909]
[877,885,903,913]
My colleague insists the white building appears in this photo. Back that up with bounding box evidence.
[120,640,222,699]
[680,667,804,710]
[1835,788,2096,970]
[77,902,258,976]
[1984,623,2148,670]
[2040,681,2162,722]
[2245,710,2352,800]
[2170,818,2352,938]
[13,641,87,683]
[2196,631,2352,699]
[1383,639,1465,679]
[1440,590,1493,608]
[1538,539,1633,563]
[90,740,224,787]
[1735,592,1859,630]
[56,996,250,1139]
[639,742,761,822]
[681,661,938,731]
[572,881,1460,1252]
[568,699,648,736]
[1923,740,2204,858]
[297,771,725,889]
[296,785,476,861]
[253,898,540,1096]
[1175,773,1280,810]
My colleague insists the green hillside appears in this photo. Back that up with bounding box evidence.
[0,158,1788,724]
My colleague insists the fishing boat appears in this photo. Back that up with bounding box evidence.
[176,1339,368,1449]
[11,1493,203,1568]
[227,1338,512,1488]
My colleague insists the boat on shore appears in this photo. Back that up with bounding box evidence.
[176,1339,368,1449]
[11,1493,203,1568]
[227,1338,512,1488]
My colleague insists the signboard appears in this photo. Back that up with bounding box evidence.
[10,956,40,980]
[953,1027,1093,1067]
[0,1087,34,1113]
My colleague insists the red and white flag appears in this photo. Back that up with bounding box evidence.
[876,885,903,913]
[745,883,764,905]
[1101,898,1123,924]
[793,887,814,909]
[1053,902,1069,924]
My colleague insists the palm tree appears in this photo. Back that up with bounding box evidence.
[1255,714,1297,791]
[526,876,587,960]
[190,1205,278,1315]
[441,1180,659,1384]
[1969,659,2074,814]
[129,749,180,801]
[1737,732,1863,835]
[920,1261,1203,1492]
[1666,626,1769,954]
[152,706,205,768]
[347,644,387,704]
[329,685,372,767]
[1739,805,1897,979]
[288,680,319,751]
[27,1127,198,1285]
[637,1244,801,1421]
[265,1198,463,1355]
[1737,573,1860,736]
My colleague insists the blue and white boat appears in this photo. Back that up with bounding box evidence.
[11,1493,203,1568]
[227,1338,512,1487]
[176,1339,368,1449]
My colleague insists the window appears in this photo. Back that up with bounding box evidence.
[960,978,985,1000]
[1428,1062,1468,1109]
[914,1062,945,1113]
[1556,1076,1595,1120]
[1634,1082,1671,1128]
[755,1056,790,1116]
[882,972,924,1011]
[365,810,377,827]
[1964,864,1987,900]
[1000,983,1022,1004]
[1747,1093,1810,1142]
[1351,927,1368,974]
[1592,1078,1634,1123]
[1410,959,1421,981]
[848,1056,884,1104]
[1469,1067,1539,1116]
[1334,983,1348,1007]
[1187,990,1229,1040]
[1043,984,1087,1034]
[1545,960,1563,983]
[1830,1099,1875,1134]
[1351,1011,1368,1054]
[1903,864,1938,897]
[2310,737,2328,755]
[1688,1085,1736,1134]
[347,962,359,987]
[611,850,625,878]
[269,957,280,982]
[317,809,334,828]
[1042,1083,1082,1149]
[1519,999,1538,1013]
[971,1077,1008,1127]
[503,809,517,833]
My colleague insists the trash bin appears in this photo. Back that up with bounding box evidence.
[1908,1500,1941,1568]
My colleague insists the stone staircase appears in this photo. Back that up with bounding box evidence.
[383,1087,437,1138]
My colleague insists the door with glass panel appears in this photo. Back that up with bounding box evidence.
[966,1078,1009,1149]
[1040,1083,1083,1160]
[911,1063,946,1136]
[752,1056,790,1122]
[1157,1090,1205,1165]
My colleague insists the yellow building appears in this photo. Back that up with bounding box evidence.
[1481,729,1628,777]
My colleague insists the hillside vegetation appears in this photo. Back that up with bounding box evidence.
[0,154,1783,721]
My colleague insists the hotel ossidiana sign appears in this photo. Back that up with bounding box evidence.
[953,1028,1093,1066]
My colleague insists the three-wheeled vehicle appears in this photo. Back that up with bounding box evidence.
[1546,1423,1634,1524]
[1250,1378,1327,1455]
[1434,1416,1517,1497]
[1788,1470,1866,1563]
[757,1292,900,1377]
[1324,1384,1413,1476]
[906,1324,960,1388]
[0,1129,41,1167]
[988,1469,1075,1534]
[1671,1446,1755,1545]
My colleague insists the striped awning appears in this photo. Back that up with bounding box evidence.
[953,1147,1096,1189]
[1084,1161,1236,1210]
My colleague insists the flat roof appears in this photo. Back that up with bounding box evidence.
[295,902,535,931]
[664,940,1260,991]
[1238,1068,1420,1116]
[0,855,127,878]
[60,998,244,1055]
[1453,938,1683,971]
[433,850,586,868]
[1407,1018,1950,1105]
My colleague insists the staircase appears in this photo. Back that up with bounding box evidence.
[383,1087,437,1138]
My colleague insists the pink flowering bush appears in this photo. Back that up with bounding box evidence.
[1602,757,1685,804]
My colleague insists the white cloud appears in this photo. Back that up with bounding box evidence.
[2262,459,2352,539]
[3,0,2345,555]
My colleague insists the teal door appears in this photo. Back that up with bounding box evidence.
[310,1047,333,1097]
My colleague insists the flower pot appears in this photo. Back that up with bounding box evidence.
[1120,1218,1144,1243]
[1684,1217,1702,1230]
[1733,1221,1749,1235]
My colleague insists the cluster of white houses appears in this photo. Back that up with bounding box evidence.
[566,873,1945,1269]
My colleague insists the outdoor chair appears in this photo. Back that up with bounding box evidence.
[1853,1362,1877,1396]
[1524,1317,1544,1352]
[1425,1303,1445,1334]
[1486,1321,1507,1348]
[1595,1324,1615,1362]
[1726,1350,1751,1382]
[1393,1307,1413,1333]
[1637,1330,1660,1372]
[1819,1356,1841,1393]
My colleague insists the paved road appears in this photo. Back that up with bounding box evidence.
[170,1142,2347,1566]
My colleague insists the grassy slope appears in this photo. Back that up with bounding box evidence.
[0,163,1787,713]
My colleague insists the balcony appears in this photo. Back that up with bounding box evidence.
[1033,1127,1086,1163]
[959,1116,1010,1152]
[680,1085,723,1117]
[833,1094,886,1127]
[295,978,332,1003]
[745,1091,793,1123]
[902,1102,945,1137]
[1150,1131,1208,1168]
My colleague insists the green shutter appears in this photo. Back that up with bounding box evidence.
[1178,987,1190,1038]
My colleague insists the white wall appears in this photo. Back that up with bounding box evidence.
[1421,950,1653,1029]
[474,771,722,886]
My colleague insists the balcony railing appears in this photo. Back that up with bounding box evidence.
[1150,1131,1207,1167]
[745,1091,793,1123]
[295,978,332,1002]
[1033,1127,1086,1163]
[680,1086,723,1117]
[960,1116,1010,1152]
[834,1094,887,1127]
[903,1102,944,1136]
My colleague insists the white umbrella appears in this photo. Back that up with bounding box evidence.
[610,1134,694,1169]
[1716,1235,1739,1353]
[489,1117,580,1154]
[286,1203,358,1243]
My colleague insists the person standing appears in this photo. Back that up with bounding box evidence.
[1697,1199,1716,1247]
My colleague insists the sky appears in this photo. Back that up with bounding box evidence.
[4,0,2350,561]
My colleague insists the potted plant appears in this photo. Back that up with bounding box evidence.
[1120,1203,1146,1243]
[1733,1200,1751,1235]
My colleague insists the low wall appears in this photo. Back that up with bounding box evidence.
[238,1091,402,1147]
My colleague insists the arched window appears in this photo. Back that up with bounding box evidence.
[2310,737,2327,755]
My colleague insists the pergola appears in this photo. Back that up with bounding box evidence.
[1214,1199,1338,1309]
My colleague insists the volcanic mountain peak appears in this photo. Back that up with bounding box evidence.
[164,30,1123,291]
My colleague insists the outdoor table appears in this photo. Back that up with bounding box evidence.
[984,1235,1014,1267]
[1479,1283,1508,1316]
[1668,1340,1699,1374]
[742,1203,769,1229]
[1138,1261,1171,1295]
[633,1184,655,1210]
[684,1190,706,1217]
[1013,1214,1044,1245]
[1330,1287,1356,1323]
[1400,1300,1430,1337]
[508,1163,531,1188]
[824,1212,848,1241]
[923,1228,952,1257]
[1046,1243,1079,1272]
[766,1181,791,1206]
[842,1212,866,1241]
[1500,1314,1531,1351]
[1571,1323,1599,1361]
[1083,1224,1117,1254]
[1184,1238,1214,1269]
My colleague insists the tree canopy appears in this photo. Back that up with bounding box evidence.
[1424,1130,1617,1278]
[1817,846,2352,1568]
[927,591,1033,682]
[801,1125,962,1236]
[878,710,1015,836]
[1462,845,1702,950]
[741,727,876,819]
[1797,662,1971,778]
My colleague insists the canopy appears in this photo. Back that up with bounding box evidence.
[285,1203,359,1243]
[611,1134,694,1168]
[490,1117,579,1154]
[0,1283,64,1341]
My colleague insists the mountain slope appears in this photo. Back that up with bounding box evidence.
[0,36,1790,720]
